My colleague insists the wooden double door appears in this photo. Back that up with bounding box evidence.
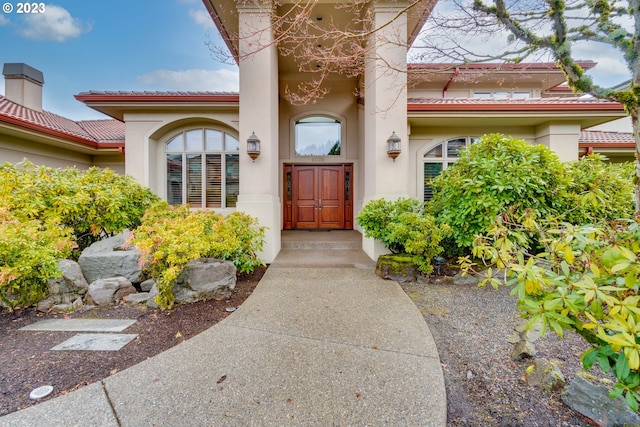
[283,164,353,229]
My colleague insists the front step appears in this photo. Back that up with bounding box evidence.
[281,230,362,250]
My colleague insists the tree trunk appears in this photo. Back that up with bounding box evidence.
[632,108,640,217]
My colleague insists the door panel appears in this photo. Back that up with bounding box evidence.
[293,166,319,228]
[318,167,343,228]
[285,164,352,229]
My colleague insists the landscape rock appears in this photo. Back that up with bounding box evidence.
[562,375,640,427]
[86,277,137,306]
[147,285,159,308]
[139,279,154,292]
[525,358,565,391]
[50,303,73,313]
[78,231,145,284]
[46,259,89,304]
[173,258,236,304]
[124,293,150,304]
[512,339,536,360]
[36,299,55,313]
[375,254,418,283]
[452,272,479,286]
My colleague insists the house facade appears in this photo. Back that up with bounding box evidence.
[2,1,632,263]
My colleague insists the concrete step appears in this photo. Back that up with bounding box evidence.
[281,230,362,250]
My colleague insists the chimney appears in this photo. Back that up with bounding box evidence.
[2,63,44,112]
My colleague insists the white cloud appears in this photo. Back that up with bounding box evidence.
[18,5,91,42]
[189,9,214,29]
[136,68,239,92]
[0,14,9,26]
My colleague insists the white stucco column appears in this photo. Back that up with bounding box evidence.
[236,2,281,263]
[535,122,581,161]
[361,1,410,260]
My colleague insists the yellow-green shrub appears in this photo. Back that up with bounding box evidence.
[0,209,74,309]
[131,202,265,309]
[462,217,640,410]
[0,161,158,251]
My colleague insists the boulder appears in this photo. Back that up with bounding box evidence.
[375,254,418,282]
[525,358,565,391]
[511,339,536,361]
[78,231,145,284]
[172,258,236,304]
[86,277,137,306]
[46,259,89,304]
[562,375,640,427]
[124,293,150,305]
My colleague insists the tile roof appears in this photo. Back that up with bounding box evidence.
[407,97,622,110]
[0,95,123,147]
[579,130,635,145]
[75,91,239,103]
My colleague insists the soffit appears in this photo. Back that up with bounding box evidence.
[203,0,435,76]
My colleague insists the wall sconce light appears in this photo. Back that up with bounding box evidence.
[247,131,261,161]
[386,131,401,161]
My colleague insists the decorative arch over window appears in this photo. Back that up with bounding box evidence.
[294,115,342,156]
[165,128,239,208]
[422,136,479,201]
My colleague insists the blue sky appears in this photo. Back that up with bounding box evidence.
[0,0,238,120]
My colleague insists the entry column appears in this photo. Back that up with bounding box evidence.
[236,2,281,263]
[361,1,410,260]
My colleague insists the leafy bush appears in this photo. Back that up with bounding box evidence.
[429,134,569,250]
[131,202,266,309]
[0,161,158,251]
[559,154,635,225]
[0,209,74,309]
[461,216,640,410]
[356,198,449,274]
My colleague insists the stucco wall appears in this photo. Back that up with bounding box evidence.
[0,134,95,169]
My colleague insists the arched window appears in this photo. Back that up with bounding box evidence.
[422,136,478,201]
[294,116,341,156]
[165,128,239,208]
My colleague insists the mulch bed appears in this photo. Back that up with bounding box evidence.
[0,267,265,416]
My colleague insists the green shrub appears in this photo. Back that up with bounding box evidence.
[0,161,158,251]
[131,202,265,309]
[0,209,74,309]
[356,198,449,274]
[560,154,635,225]
[429,134,569,250]
[462,216,640,410]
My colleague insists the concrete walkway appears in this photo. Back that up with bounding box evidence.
[0,231,446,426]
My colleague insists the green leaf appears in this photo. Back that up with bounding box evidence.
[581,347,598,371]
[615,355,631,381]
[609,385,625,398]
[626,390,639,412]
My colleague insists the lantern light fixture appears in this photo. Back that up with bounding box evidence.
[247,131,261,161]
[386,131,401,161]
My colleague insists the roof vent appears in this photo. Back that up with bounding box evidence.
[3,63,44,112]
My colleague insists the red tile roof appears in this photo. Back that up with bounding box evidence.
[579,130,635,147]
[407,97,624,111]
[75,90,239,103]
[0,95,123,148]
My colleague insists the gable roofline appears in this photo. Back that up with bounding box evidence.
[408,61,597,72]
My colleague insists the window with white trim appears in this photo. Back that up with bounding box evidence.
[166,128,239,208]
[423,136,479,201]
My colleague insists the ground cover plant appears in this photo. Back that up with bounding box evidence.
[130,202,266,309]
